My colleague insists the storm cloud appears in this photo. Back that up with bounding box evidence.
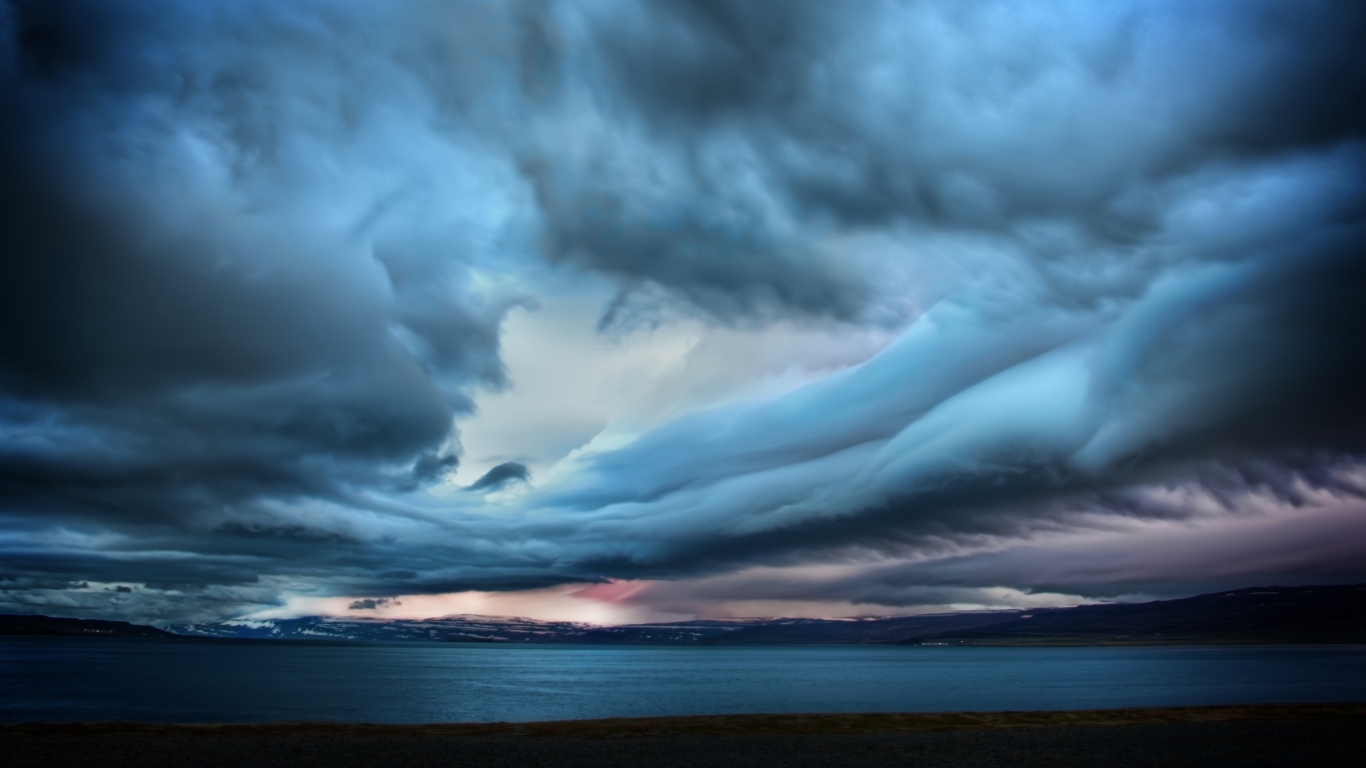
[2,0,1364,623]
[466,462,530,493]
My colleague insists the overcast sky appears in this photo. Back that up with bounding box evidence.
[2,0,1365,625]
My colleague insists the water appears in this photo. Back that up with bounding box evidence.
[3,638,1365,723]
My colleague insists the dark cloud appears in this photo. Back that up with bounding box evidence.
[466,462,531,493]
[0,0,494,524]
[594,0,839,125]
[524,155,869,326]
[348,597,399,611]
[509,0,879,327]
[1,0,1364,623]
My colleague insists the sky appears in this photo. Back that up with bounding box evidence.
[1,0,1365,626]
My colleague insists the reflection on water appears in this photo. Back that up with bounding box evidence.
[3,638,1364,723]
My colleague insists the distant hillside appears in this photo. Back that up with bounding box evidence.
[911,584,1366,645]
[167,611,1026,644]
[170,614,600,643]
[17,583,1364,645]
[0,614,178,638]
[169,585,1366,645]
[671,613,1024,645]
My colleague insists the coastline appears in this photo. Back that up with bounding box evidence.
[6,702,1366,736]
[6,704,1365,768]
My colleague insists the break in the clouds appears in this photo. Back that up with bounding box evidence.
[2,0,1365,624]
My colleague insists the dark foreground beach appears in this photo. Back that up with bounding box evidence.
[5,704,1366,768]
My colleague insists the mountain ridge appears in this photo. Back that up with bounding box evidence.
[6,584,1364,645]
[0,614,179,638]
[909,584,1366,646]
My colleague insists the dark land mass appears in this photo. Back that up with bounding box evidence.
[4,705,1365,768]
[162,611,1034,644]
[169,582,1366,645]
[0,614,178,638]
[8,583,1366,645]
[574,612,1023,645]
[915,583,1366,645]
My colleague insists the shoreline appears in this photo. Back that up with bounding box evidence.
[6,702,1366,736]
[7,704,1365,768]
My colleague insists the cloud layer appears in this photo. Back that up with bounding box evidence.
[2,0,1364,623]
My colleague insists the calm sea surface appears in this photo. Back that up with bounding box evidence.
[3,638,1365,723]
